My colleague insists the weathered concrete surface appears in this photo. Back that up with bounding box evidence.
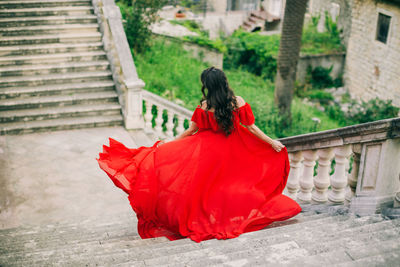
[0,126,137,230]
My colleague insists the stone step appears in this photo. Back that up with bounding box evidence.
[0,225,141,258]
[0,61,110,78]
[44,214,334,265]
[0,42,103,57]
[0,32,101,46]
[339,250,400,267]
[0,6,94,18]
[0,103,122,123]
[0,91,118,111]
[0,51,107,66]
[133,216,390,266]
[0,23,99,37]
[0,80,115,99]
[0,213,324,266]
[0,212,136,239]
[0,0,92,9]
[0,71,112,88]
[333,237,400,266]
[0,15,97,27]
[3,236,170,267]
[0,114,123,135]
[162,218,399,267]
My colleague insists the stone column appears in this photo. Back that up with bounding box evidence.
[297,150,318,203]
[350,139,400,215]
[286,152,303,199]
[328,145,352,203]
[312,148,334,203]
[345,144,361,204]
[124,79,145,129]
[100,0,145,130]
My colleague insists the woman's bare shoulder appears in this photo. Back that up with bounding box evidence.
[200,100,207,110]
[235,96,246,107]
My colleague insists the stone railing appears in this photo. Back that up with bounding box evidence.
[279,117,400,216]
[142,90,192,140]
[92,0,144,129]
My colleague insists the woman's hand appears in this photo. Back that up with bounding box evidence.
[157,140,166,147]
[271,140,285,152]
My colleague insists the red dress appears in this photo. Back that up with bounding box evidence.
[97,103,301,242]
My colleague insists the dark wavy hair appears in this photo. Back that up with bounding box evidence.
[200,67,238,135]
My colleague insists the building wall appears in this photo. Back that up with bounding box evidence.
[208,0,227,12]
[345,0,400,106]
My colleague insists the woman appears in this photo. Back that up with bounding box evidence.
[97,67,301,243]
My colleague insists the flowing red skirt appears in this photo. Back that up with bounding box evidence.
[98,126,301,242]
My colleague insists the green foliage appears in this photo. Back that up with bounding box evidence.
[300,13,344,55]
[305,90,334,105]
[222,17,344,80]
[183,35,227,53]
[346,98,399,124]
[223,29,280,80]
[308,65,334,89]
[325,97,399,126]
[116,0,168,53]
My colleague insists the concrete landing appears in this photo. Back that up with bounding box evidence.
[0,126,138,229]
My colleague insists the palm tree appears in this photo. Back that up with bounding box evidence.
[274,0,309,126]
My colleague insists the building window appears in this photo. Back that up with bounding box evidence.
[376,13,391,44]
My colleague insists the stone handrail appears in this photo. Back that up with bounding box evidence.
[142,90,192,139]
[279,117,400,216]
[92,0,145,129]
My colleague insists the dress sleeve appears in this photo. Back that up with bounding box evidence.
[238,103,255,126]
[191,107,202,125]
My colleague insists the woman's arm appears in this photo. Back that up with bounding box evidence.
[174,121,199,141]
[245,124,285,152]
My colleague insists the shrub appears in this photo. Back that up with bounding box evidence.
[309,66,334,89]
[346,98,399,124]
[223,29,280,80]
[305,90,334,105]
[116,0,168,53]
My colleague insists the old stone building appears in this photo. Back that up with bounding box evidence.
[345,0,400,106]
[264,0,400,107]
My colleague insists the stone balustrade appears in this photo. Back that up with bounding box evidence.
[92,0,145,129]
[280,117,400,215]
[142,90,192,140]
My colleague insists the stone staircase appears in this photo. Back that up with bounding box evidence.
[0,0,123,135]
[1,207,399,266]
[242,10,279,32]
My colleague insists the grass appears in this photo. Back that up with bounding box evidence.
[134,38,340,138]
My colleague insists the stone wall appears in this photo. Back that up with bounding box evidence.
[345,0,400,107]
[297,52,346,84]
[155,34,223,69]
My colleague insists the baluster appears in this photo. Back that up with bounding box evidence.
[165,110,175,138]
[144,100,153,130]
[286,152,303,199]
[154,105,164,137]
[328,145,352,203]
[345,144,361,204]
[176,115,185,136]
[297,150,318,203]
[312,148,334,203]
